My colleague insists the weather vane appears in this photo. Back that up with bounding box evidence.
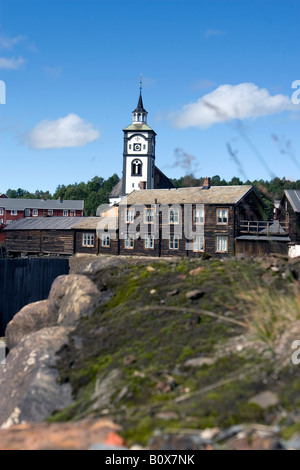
[139,74,142,91]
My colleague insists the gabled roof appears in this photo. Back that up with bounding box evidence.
[4,217,85,231]
[0,198,84,211]
[120,185,255,206]
[109,179,123,199]
[284,190,300,213]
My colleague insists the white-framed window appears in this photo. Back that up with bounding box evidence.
[216,236,228,253]
[217,208,228,224]
[169,208,179,224]
[11,210,17,216]
[125,208,135,223]
[169,234,179,250]
[0,219,3,225]
[0,208,3,216]
[145,208,154,223]
[63,210,68,217]
[144,234,154,249]
[25,209,30,217]
[48,210,53,216]
[193,235,205,252]
[194,208,204,224]
[70,210,75,216]
[82,233,95,247]
[102,233,110,247]
[32,209,38,216]
[125,233,134,249]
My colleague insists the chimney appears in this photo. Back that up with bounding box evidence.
[202,177,211,190]
[57,197,63,203]
[140,181,147,190]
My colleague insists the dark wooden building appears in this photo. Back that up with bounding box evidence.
[4,217,85,256]
[118,181,268,257]
[72,216,119,256]
[277,190,300,257]
[279,190,300,243]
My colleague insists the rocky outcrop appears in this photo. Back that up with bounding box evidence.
[0,327,73,428]
[49,274,104,327]
[5,300,55,350]
[1,272,111,430]
[5,274,106,350]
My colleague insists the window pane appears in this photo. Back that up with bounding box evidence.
[174,236,178,249]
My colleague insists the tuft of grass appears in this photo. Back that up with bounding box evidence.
[241,283,300,350]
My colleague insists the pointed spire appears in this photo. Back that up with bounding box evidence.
[132,75,148,124]
[134,91,146,113]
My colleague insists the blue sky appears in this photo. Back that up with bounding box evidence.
[0,0,300,194]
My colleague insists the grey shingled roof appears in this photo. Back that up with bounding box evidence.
[0,198,84,211]
[72,216,118,231]
[109,179,123,199]
[284,190,300,213]
[120,185,254,206]
[4,217,85,231]
[72,217,103,230]
[123,123,155,132]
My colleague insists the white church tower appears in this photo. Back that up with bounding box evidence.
[121,81,156,196]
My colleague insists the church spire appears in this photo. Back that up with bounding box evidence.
[132,74,148,124]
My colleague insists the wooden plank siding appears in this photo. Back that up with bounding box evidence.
[6,230,76,255]
[118,203,237,257]
[98,234,119,255]
[5,230,42,253]
[236,240,288,256]
[75,230,99,255]
[41,230,75,255]
[236,191,265,223]
[279,195,300,243]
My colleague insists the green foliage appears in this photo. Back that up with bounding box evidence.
[6,174,120,216]
[7,173,300,219]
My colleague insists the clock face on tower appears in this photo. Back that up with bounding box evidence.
[134,143,141,151]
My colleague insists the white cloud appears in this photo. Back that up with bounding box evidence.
[170,83,297,129]
[0,56,25,70]
[27,113,100,149]
[0,34,25,49]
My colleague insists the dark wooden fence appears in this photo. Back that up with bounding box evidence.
[0,258,69,335]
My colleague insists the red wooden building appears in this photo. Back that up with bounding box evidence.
[0,198,84,245]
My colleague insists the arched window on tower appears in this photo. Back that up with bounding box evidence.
[131,159,142,176]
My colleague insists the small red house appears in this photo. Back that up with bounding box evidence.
[0,198,84,245]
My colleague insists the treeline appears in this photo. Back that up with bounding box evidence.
[5,173,300,218]
[170,175,300,218]
[5,174,120,216]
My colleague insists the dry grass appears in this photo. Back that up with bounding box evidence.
[240,283,300,351]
